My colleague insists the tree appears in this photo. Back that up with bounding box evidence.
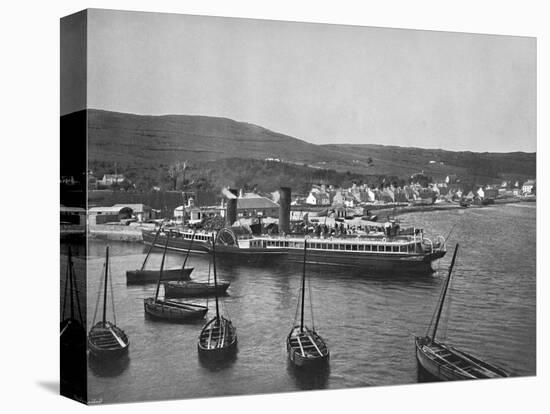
[167,161,187,190]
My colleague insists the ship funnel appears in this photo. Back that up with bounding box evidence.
[225,188,238,226]
[279,187,291,235]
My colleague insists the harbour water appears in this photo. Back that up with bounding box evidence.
[62,203,536,404]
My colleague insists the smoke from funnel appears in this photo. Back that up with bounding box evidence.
[222,187,237,199]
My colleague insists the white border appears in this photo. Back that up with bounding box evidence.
[0,1,546,413]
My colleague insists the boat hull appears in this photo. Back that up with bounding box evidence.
[287,249,445,273]
[143,229,446,274]
[142,230,210,254]
[126,267,193,284]
[87,322,129,359]
[211,243,445,273]
[164,281,230,298]
[143,298,207,322]
[415,337,509,380]
[287,326,329,368]
[198,317,238,357]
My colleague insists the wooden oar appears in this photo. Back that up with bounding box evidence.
[308,333,323,357]
[60,321,69,337]
[108,325,127,348]
[296,334,306,357]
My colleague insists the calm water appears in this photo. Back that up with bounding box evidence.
[61,203,536,404]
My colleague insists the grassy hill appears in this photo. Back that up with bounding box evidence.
[62,109,535,192]
[86,109,348,164]
[320,144,536,183]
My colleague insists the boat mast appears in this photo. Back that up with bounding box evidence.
[68,247,75,320]
[155,236,170,301]
[431,243,459,342]
[141,224,162,271]
[102,246,109,325]
[182,230,196,271]
[300,239,307,332]
[212,232,220,322]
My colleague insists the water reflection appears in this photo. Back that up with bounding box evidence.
[197,348,238,372]
[89,354,130,377]
[287,360,330,390]
[416,364,440,383]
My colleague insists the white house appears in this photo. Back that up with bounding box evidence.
[475,187,485,199]
[306,191,330,205]
[522,180,536,195]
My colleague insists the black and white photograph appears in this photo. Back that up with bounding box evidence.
[58,5,538,407]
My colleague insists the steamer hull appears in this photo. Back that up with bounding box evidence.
[142,225,446,274]
[287,249,445,273]
[142,230,211,254]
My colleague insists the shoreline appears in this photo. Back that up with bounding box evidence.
[77,198,535,243]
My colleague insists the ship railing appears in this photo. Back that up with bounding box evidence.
[436,235,446,252]
[422,237,434,253]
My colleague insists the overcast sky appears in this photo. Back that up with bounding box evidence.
[69,9,536,152]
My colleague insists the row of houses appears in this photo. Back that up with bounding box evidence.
[302,177,536,208]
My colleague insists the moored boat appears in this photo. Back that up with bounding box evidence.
[198,232,237,357]
[127,268,193,284]
[212,222,446,273]
[127,225,194,284]
[415,244,509,380]
[143,237,207,322]
[164,280,230,298]
[287,240,329,368]
[88,246,130,359]
[143,297,208,322]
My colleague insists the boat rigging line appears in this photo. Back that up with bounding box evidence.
[92,263,106,326]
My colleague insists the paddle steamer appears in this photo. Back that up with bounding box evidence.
[143,221,445,273]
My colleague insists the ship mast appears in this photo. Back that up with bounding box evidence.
[212,232,221,322]
[431,243,459,341]
[155,236,170,301]
[300,239,307,332]
[102,246,109,325]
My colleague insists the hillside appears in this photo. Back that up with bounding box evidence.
[320,144,536,182]
[86,109,348,165]
[62,110,536,191]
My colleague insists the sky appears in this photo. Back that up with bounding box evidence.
[64,9,536,152]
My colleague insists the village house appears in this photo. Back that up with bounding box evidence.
[112,203,154,222]
[522,179,536,195]
[174,197,224,224]
[88,173,98,190]
[99,174,126,187]
[498,181,521,197]
[306,190,330,206]
[332,190,357,208]
[88,205,133,225]
[237,193,279,218]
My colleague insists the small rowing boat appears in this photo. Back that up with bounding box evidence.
[198,232,237,357]
[287,240,329,368]
[126,225,194,284]
[144,236,207,322]
[88,246,129,359]
[415,243,509,380]
[164,280,230,298]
